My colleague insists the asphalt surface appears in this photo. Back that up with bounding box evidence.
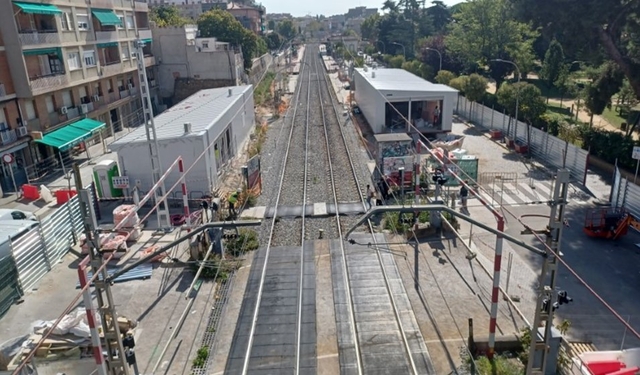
[225,244,317,374]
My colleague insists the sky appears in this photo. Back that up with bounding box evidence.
[262,0,465,18]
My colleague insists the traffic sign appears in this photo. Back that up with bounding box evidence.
[2,154,14,164]
[633,146,640,160]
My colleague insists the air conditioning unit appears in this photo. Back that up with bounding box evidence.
[59,106,68,115]
[80,104,89,114]
[17,126,28,137]
[92,94,100,102]
[0,131,11,144]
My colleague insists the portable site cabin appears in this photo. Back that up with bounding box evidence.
[353,68,458,135]
[110,85,255,197]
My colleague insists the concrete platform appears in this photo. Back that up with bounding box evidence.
[240,202,367,220]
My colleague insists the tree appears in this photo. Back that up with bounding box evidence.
[264,33,283,50]
[277,19,297,40]
[449,76,469,93]
[419,35,464,75]
[445,0,538,85]
[150,5,189,27]
[583,62,625,125]
[425,1,451,34]
[463,73,488,103]
[402,60,433,80]
[554,64,578,108]
[198,10,265,69]
[512,0,640,101]
[540,39,565,87]
[496,82,547,123]
[435,70,456,85]
[360,14,380,42]
[267,20,275,31]
[383,54,405,69]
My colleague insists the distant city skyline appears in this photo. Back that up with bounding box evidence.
[263,0,464,17]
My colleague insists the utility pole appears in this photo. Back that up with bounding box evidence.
[74,164,130,375]
[525,169,570,375]
[135,39,171,231]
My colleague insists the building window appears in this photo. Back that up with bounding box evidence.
[117,16,124,29]
[45,96,55,114]
[61,12,73,31]
[24,101,36,120]
[125,15,134,29]
[121,44,130,60]
[68,52,81,70]
[202,41,209,49]
[83,50,96,67]
[77,14,89,31]
[62,91,72,108]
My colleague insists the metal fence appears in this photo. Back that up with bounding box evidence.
[610,167,640,218]
[455,96,590,183]
[0,185,92,312]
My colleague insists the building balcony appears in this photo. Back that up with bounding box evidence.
[108,91,121,103]
[19,30,60,46]
[90,0,127,8]
[133,1,149,11]
[95,30,119,43]
[144,55,155,67]
[29,72,68,96]
[138,29,152,40]
[101,61,124,77]
[0,129,17,146]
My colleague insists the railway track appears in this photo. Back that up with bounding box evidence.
[226,45,433,375]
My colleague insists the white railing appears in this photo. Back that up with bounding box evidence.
[30,74,68,95]
[95,30,119,43]
[19,31,60,46]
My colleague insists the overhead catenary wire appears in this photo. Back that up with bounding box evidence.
[341,48,640,342]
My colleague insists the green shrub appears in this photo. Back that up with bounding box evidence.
[579,127,637,169]
[192,345,209,368]
[225,229,259,256]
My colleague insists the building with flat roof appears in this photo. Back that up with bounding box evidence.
[110,85,254,194]
[353,68,458,135]
[0,0,157,192]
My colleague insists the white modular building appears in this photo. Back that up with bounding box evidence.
[110,85,254,196]
[353,68,458,135]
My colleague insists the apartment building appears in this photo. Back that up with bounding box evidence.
[227,2,265,35]
[0,0,158,191]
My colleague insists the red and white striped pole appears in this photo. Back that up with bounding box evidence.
[178,158,191,231]
[77,256,108,375]
[487,219,505,358]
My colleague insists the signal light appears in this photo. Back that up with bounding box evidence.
[557,290,573,305]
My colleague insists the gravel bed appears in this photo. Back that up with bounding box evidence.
[304,69,330,205]
[270,218,303,247]
[317,64,362,203]
[304,217,338,241]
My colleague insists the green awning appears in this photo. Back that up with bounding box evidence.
[97,42,118,48]
[141,38,152,44]
[13,1,62,15]
[35,118,105,151]
[68,118,105,134]
[91,9,122,26]
[23,48,58,56]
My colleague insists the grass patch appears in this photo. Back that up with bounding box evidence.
[254,72,276,106]
[546,101,572,117]
[192,345,209,368]
[601,106,627,129]
[248,123,268,158]
[224,229,260,257]
[522,78,577,100]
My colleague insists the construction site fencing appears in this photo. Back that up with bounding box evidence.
[0,184,93,315]
[455,96,589,183]
[610,167,640,218]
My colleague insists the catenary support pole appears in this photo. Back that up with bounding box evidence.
[77,257,108,375]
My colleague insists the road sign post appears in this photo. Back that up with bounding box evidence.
[632,146,640,183]
[2,154,17,195]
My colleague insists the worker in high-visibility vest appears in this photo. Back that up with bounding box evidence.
[228,189,240,217]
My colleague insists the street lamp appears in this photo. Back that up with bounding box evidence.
[391,42,405,60]
[424,47,442,73]
[492,59,521,139]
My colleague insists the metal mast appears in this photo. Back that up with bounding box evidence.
[134,39,170,230]
[526,169,570,374]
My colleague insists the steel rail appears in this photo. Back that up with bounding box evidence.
[240,50,312,375]
[318,53,419,374]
